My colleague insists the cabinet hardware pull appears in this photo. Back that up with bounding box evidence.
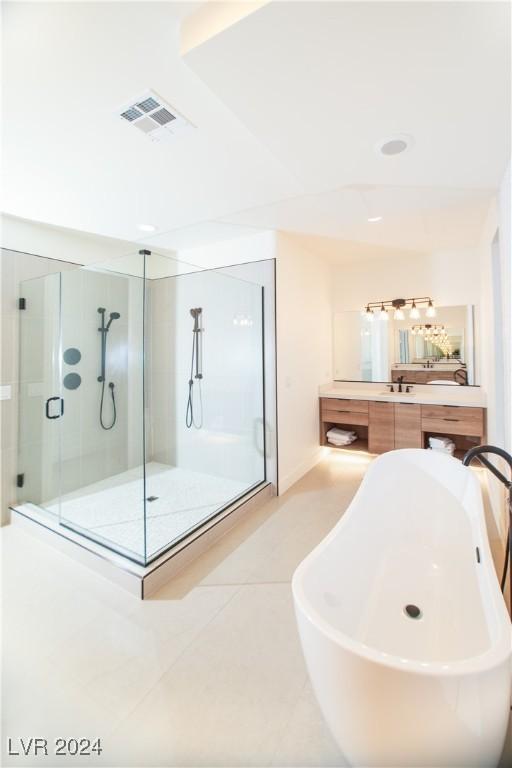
[443,418,459,422]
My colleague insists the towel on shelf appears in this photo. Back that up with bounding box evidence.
[328,437,357,446]
[429,435,453,447]
[429,435,455,455]
[326,427,357,447]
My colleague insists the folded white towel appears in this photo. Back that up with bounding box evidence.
[429,435,454,447]
[431,445,456,455]
[328,436,356,446]
[326,428,356,439]
[429,435,455,455]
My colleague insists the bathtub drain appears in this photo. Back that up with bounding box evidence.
[404,604,422,619]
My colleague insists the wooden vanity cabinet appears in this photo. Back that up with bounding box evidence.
[420,404,484,437]
[319,397,486,457]
[394,403,422,449]
[368,402,395,454]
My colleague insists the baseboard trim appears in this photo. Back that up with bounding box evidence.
[278,447,327,495]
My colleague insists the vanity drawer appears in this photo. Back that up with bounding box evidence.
[321,409,369,427]
[421,405,484,437]
[320,398,368,414]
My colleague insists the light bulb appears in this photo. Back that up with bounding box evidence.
[411,328,417,335]
[409,302,420,319]
[380,304,388,321]
[426,300,436,318]
[365,306,374,322]
[394,308,405,320]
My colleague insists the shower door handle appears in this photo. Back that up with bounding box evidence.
[45,396,64,419]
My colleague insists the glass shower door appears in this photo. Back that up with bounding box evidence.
[17,272,62,515]
[55,260,146,564]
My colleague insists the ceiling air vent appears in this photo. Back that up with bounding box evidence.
[117,90,193,143]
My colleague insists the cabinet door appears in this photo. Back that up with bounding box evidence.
[369,402,395,454]
[394,403,422,449]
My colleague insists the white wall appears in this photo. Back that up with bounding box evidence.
[332,248,481,308]
[275,232,333,493]
[478,164,511,540]
[177,230,275,270]
[1,213,146,266]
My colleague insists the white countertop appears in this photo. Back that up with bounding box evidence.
[319,383,486,408]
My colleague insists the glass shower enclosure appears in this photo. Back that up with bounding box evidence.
[17,250,266,565]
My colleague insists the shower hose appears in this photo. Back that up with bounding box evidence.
[186,324,203,429]
[99,327,117,431]
[100,379,117,430]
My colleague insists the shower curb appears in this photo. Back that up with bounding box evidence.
[10,482,273,599]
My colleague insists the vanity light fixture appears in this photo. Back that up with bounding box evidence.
[411,324,448,342]
[409,301,420,319]
[362,296,435,320]
[364,305,375,322]
[426,299,436,318]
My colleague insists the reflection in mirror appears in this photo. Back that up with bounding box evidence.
[333,305,476,385]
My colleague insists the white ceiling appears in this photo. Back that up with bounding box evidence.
[185,0,510,191]
[2,1,510,254]
[1,1,300,242]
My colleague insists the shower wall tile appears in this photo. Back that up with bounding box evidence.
[0,315,17,385]
[1,391,18,467]
[0,448,17,520]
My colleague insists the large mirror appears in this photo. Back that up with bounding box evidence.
[333,304,477,385]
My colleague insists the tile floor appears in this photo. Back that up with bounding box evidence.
[46,462,249,562]
[2,451,511,767]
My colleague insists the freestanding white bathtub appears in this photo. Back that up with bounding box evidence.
[293,449,511,768]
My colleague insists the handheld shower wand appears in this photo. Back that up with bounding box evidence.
[106,311,120,331]
[186,307,203,429]
[97,307,121,430]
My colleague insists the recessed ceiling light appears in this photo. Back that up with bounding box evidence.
[367,216,382,223]
[375,134,414,157]
[138,224,157,233]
